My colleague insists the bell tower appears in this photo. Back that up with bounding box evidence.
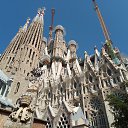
[0,18,30,74]
[53,25,66,58]
[50,25,67,80]
[0,8,46,104]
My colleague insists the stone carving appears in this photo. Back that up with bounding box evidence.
[31,67,42,77]
[9,94,33,123]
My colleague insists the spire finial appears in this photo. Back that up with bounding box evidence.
[41,7,46,16]
[94,45,97,50]
[26,17,30,24]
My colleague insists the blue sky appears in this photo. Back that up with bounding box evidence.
[0,0,128,58]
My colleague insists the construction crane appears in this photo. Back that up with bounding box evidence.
[49,8,55,40]
[92,0,120,65]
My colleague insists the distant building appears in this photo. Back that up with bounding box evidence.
[0,1,128,128]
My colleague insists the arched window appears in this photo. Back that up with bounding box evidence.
[98,110,106,127]
[48,92,51,98]
[93,85,96,90]
[32,52,35,60]
[83,86,85,94]
[27,73,29,76]
[117,76,120,82]
[113,78,116,84]
[28,49,32,58]
[74,82,77,89]
[60,87,63,93]
[14,82,20,94]
[54,94,56,102]
[67,92,69,99]
[107,67,112,76]
[76,90,79,96]
[35,40,38,48]
[89,74,93,83]
[7,57,11,64]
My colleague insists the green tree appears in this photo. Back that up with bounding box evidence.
[107,81,128,128]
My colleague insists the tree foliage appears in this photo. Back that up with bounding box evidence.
[107,81,128,128]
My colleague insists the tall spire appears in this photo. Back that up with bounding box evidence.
[0,18,30,70]
[92,0,110,41]
[0,8,46,104]
[9,7,46,76]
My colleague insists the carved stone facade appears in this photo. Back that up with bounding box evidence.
[0,2,128,128]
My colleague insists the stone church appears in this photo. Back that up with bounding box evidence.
[0,0,128,128]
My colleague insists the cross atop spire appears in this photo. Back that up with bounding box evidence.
[38,8,41,15]
[33,7,46,23]
[41,7,46,16]
[37,7,46,16]
[27,17,30,23]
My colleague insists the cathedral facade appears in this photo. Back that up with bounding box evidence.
[0,1,128,128]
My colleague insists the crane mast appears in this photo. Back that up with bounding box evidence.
[92,0,110,41]
[92,0,120,65]
[49,8,55,40]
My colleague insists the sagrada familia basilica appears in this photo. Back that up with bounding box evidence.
[0,0,128,128]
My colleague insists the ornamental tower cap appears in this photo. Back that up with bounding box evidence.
[68,40,78,49]
[54,25,65,33]
[68,40,77,46]
[42,37,47,43]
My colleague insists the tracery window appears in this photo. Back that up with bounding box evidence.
[90,98,101,110]
[46,117,52,128]
[113,92,124,100]
[57,113,70,128]
[98,110,106,127]
[90,98,107,128]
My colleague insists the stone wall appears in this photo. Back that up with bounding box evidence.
[0,108,11,128]
[32,118,47,128]
[73,124,89,128]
